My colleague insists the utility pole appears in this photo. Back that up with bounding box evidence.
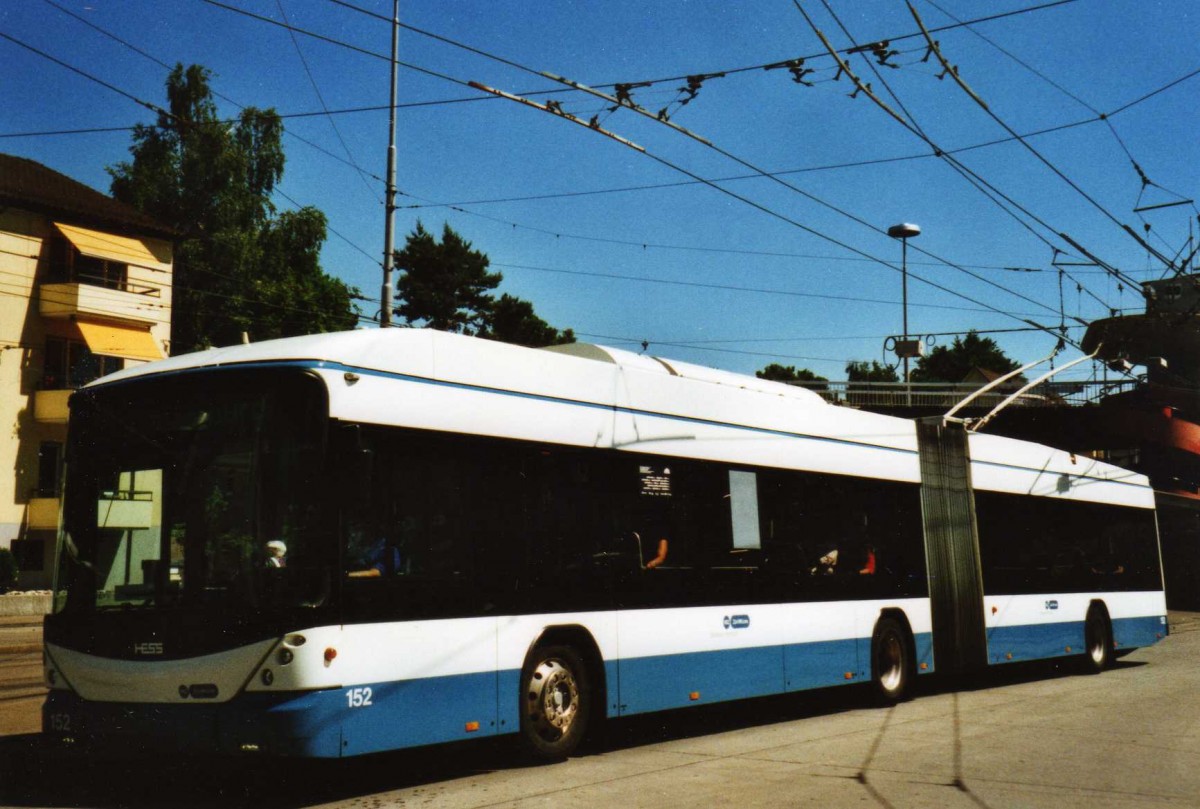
[380,0,399,327]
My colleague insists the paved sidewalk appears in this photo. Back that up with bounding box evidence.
[0,616,44,656]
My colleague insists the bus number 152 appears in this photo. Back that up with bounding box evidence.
[346,687,373,708]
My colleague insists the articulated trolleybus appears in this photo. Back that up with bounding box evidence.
[44,329,1167,758]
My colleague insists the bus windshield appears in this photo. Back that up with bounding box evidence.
[53,369,333,615]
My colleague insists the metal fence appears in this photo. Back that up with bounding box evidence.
[790,379,1138,410]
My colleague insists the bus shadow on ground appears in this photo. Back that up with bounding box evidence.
[0,658,1146,809]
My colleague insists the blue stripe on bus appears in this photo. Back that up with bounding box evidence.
[1113,615,1168,649]
[52,616,1166,758]
[338,670,501,756]
[986,621,1084,664]
[985,615,1166,664]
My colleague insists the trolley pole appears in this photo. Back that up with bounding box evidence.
[380,0,399,328]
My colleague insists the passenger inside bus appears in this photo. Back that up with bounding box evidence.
[859,544,876,575]
[348,537,403,578]
[264,540,287,568]
[643,535,669,570]
[813,549,838,575]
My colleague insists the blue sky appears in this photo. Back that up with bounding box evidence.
[2,0,1197,380]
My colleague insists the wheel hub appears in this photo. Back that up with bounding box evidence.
[527,659,579,739]
[879,633,903,692]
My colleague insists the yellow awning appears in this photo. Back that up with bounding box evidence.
[75,320,163,361]
[54,222,162,267]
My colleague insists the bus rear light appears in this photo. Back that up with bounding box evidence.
[285,634,307,647]
[278,648,294,665]
[920,662,928,670]
[1065,646,1072,653]
[844,672,854,680]
[689,692,700,701]
[324,647,338,665]
[261,669,274,686]
[1006,653,1013,660]
[465,721,480,732]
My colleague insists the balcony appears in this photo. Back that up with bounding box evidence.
[33,389,71,424]
[40,280,161,327]
[97,491,154,530]
[27,497,60,530]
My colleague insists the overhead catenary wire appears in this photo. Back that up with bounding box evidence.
[0,22,1119,340]
[471,82,1075,344]
[794,0,1120,323]
[906,2,1160,285]
[275,0,382,204]
[36,0,387,183]
[15,0,1187,359]
[324,0,1078,99]
[490,262,1058,319]
[534,69,1070,329]
[811,0,1117,323]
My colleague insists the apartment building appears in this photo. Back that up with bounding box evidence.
[1,153,173,589]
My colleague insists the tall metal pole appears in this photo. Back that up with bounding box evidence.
[887,223,920,408]
[380,0,399,328]
[902,236,909,392]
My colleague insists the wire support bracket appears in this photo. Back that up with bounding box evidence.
[468,81,645,153]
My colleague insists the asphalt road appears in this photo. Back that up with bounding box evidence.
[2,615,1198,808]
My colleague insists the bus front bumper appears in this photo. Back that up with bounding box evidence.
[42,689,346,758]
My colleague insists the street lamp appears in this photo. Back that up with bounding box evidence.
[887,223,921,405]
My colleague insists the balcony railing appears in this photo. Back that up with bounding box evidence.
[39,280,161,326]
[33,389,71,423]
[26,497,60,530]
[97,490,154,530]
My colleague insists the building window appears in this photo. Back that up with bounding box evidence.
[42,336,122,390]
[36,441,64,498]
[11,537,46,571]
[46,236,128,290]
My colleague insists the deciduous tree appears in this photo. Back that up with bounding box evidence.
[846,360,899,382]
[910,331,1019,382]
[109,64,359,353]
[756,364,828,389]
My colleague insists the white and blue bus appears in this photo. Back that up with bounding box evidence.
[43,329,1168,759]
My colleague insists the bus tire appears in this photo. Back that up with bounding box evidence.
[1082,604,1113,674]
[518,644,591,760]
[871,616,912,703]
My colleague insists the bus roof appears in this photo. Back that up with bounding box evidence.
[90,328,829,407]
[87,329,1152,502]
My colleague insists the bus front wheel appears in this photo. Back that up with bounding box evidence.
[871,616,912,703]
[518,645,591,760]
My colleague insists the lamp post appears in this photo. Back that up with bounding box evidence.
[887,223,921,406]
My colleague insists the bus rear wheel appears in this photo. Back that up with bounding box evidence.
[871,616,912,703]
[1082,605,1113,674]
[519,645,591,760]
